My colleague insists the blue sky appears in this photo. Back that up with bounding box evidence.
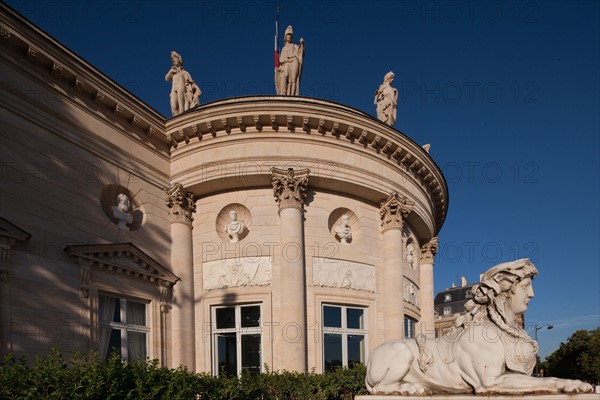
[6,0,599,358]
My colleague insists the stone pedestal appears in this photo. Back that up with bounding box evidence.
[380,192,414,340]
[271,167,309,372]
[419,237,438,338]
[356,395,598,400]
[165,183,196,370]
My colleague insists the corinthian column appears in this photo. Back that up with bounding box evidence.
[165,183,196,370]
[271,167,309,372]
[380,192,414,341]
[419,237,438,338]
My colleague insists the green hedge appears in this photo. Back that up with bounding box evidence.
[0,350,367,400]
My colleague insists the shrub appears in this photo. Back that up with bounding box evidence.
[0,350,367,400]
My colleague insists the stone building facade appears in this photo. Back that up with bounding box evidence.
[0,4,448,374]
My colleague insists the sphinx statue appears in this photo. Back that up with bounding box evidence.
[365,259,593,396]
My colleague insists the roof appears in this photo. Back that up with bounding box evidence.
[434,283,477,316]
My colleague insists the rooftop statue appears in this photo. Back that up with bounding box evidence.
[374,71,398,126]
[365,258,593,396]
[165,51,201,116]
[276,25,305,96]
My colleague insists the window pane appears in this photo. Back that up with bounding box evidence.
[105,328,121,361]
[128,331,147,360]
[347,335,365,365]
[217,333,237,376]
[216,307,235,329]
[323,306,341,328]
[324,333,342,371]
[404,317,415,339]
[241,306,260,328]
[346,308,364,329]
[127,301,146,326]
[99,295,118,323]
[241,334,261,374]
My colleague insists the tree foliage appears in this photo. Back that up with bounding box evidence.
[0,349,367,400]
[543,328,600,384]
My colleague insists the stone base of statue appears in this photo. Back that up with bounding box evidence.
[356,395,598,400]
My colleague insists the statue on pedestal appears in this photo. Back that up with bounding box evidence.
[225,210,245,243]
[334,214,352,245]
[374,71,398,126]
[365,259,593,396]
[406,241,415,269]
[165,51,201,116]
[276,25,305,96]
[111,193,133,230]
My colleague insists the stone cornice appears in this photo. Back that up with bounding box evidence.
[167,97,448,233]
[380,192,415,232]
[64,242,180,300]
[0,217,31,243]
[165,183,196,225]
[271,167,310,213]
[0,4,167,147]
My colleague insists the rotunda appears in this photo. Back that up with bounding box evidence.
[164,96,448,373]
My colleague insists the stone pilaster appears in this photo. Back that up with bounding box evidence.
[271,167,309,372]
[0,238,13,283]
[380,192,414,340]
[165,183,196,370]
[0,238,13,355]
[419,237,438,338]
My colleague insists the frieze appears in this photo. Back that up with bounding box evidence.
[203,256,272,291]
[312,258,375,293]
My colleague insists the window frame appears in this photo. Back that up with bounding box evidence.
[98,293,150,361]
[322,304,368,371]
[211,303,263,376]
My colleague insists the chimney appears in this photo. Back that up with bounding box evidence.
[451,282,456,288]
[479,273,484,282]
[461,276,467,287]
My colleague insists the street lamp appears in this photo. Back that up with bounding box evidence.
[534,323,553,376]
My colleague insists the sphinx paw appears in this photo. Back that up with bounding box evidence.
[397,382,429,396]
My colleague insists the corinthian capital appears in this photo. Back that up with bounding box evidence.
[420,236,439,264]
[271,167,310,213]
[380,192,414,232]
[165,183,196,224]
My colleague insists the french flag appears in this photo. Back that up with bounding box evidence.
[274,8,279,69]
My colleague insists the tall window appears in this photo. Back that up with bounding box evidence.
[98,294,148,361]
[322,305,367,371]
[212,304,262,376]
[404,316,417,339]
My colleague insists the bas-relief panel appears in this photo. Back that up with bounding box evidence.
[403,277,420,307]
[202,257,272,290]
[312,257,375,293]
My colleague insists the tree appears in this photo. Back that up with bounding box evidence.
[542,328,600,384]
